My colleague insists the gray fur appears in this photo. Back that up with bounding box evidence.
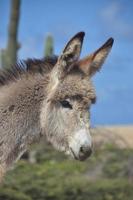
[0,32,114,181]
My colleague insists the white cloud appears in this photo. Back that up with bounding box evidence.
[100,1,133,40]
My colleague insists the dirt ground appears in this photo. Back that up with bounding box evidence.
[92,126,133,149]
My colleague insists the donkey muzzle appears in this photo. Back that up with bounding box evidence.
[69,128,92,161]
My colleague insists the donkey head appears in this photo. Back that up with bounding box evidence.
[41,32,114,161]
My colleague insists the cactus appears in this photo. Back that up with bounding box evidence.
[1,0,21,69]
[0,49,7,68]
[44,34,54,57]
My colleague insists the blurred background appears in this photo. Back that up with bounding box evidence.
[0,0,133,200]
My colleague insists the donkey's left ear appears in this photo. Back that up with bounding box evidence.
[77,38,114,76]
[56,32,85,79]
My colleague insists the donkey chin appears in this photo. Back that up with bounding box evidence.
[46,128,92,161]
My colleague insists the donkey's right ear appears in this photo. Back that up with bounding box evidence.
[55,32,85,79]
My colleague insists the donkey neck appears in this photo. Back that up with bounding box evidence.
[0,73,48,146]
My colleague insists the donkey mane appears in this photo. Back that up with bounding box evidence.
[0,56,58,86]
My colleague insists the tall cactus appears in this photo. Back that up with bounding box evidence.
[44,34,54,57]
[0,49,7,68]
[7,0,21,68]
[1,0,21,68]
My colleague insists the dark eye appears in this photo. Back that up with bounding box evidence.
[91,97,96,104]
[60,100,73,109]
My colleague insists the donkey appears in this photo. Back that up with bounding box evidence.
[0,32,114,180]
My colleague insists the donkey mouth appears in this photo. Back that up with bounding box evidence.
[70,147,89,161]
[70,147,79,160]
[70,147,92,161]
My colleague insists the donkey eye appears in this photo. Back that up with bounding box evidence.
[60,100,73,109]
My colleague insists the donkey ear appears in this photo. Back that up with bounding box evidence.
[56,32,85,79]
[62,31,85,60]
[77,38,114,76]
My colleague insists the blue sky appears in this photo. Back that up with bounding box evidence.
[0,0,133,125]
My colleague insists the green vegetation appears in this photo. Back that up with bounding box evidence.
[1,143,133,200]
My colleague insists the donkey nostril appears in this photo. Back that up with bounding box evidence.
[79,146,92,158]
[80,146,84,153]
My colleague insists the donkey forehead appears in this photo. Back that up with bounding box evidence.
[53,74,96,102]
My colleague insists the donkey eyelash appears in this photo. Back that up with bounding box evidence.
[60,100,73,109]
